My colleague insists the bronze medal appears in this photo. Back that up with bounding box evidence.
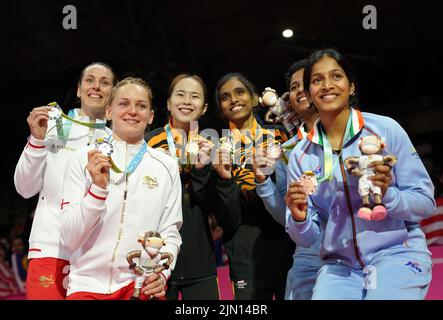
[298,171,318,195]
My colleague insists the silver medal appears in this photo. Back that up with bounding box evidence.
[95,139,114,157]
[48,103,62,120]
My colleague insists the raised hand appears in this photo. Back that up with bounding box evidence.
[212,147,232,180]
[252,147,276,183]
[27,106,52,140]
[86,149,112,189]
[285,181,308,222]
[193,139,212,170]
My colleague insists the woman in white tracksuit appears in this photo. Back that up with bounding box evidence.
[14,62,115,299]
[60,77,182,300]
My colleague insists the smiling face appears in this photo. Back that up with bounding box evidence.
[218,77,257,125]
[308,56,355,116]
[289,68,310,115]
[77,64,114,119]
[106,82,154,144]
[167,77,207,127]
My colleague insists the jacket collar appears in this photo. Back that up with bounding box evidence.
[306,108,364,147]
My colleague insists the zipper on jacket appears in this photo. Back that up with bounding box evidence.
[338,155,365,268]
[108,144,129,293]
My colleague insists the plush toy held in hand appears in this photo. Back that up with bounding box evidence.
[259,87,301,137]
[344,135,397,221]
[126,231,174,300]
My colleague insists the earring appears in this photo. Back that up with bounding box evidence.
[350,92,355,96]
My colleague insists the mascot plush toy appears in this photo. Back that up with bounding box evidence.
[259,87,301,137]
[126,231,174,299]
[344,135,397,221]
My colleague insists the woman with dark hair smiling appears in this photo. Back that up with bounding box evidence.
[285,49,434,299]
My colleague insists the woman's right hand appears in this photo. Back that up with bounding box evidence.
[252,147,275,183]
[27,106,52,140]
[285,181,308,222]
[86,150,112,189]
[212,148,232,180]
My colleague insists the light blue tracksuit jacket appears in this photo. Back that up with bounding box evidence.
[256,126,323,300]
[286,109,435,299]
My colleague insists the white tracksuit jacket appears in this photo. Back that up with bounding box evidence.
[14,109,110,260]
[60,140,183,295]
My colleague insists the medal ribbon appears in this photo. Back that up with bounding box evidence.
[105,135,147,174]
[48,102,106,140]
[165,123,179,163]
[317,114,353,182]
[165,122,200,168]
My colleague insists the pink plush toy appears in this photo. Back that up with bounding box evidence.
[344,135,397,221]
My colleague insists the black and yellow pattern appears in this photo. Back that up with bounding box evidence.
[229,118,287,192]
[145,126,193,179]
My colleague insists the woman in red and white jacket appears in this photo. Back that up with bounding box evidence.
[60,77,182,300]
[14,62,116,299]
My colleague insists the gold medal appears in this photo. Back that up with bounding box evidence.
[298,171,318,195]
[219,136,234,163]
[186,136,200,158]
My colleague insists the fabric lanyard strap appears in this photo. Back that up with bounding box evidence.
[317,114,352,182]
[165,123,179,163]
[107,136,147,174]
[53,109,106,140]
[164,123,200,167]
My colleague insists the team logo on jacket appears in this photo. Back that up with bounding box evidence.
[39,275,55,288]
[143,176,159,189]
[405,261,423,273]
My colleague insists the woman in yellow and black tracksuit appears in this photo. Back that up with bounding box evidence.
[212,72,295,300]
[146,74,240,300]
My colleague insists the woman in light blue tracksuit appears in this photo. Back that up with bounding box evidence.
[285,48,435,300]
[254,59,323,300]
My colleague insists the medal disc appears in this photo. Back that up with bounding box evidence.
[96,140,114,157]
[48,103,62,120]
[267,142,282,160]
[186,140,199,156]
[298,171,318,195]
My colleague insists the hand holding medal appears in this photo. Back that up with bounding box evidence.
[252,146,276,183]
[213,136,233,180]
[285,171,317,222]
[298,171,318,196]
[27,104,57,140]
[192,136,213,170]
[85,138,113,189]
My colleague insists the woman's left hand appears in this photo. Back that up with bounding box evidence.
[142,272,166,299]
[369,164,393,198]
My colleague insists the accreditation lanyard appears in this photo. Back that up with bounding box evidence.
[106,136,147,174]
